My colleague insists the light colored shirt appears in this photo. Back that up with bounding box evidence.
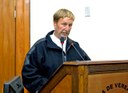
[50,33,67,53]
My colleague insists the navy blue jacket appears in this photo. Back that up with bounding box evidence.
[22,31,90,92]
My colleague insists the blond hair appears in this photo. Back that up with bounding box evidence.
[53,8,75,22]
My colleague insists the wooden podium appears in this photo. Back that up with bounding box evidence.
[40,60,128,93]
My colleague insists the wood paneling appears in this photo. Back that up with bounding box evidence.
[0,0,16,92]
[0,0,30,92]
[16,0,30,76]
[16,0,30,92]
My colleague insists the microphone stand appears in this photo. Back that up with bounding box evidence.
[71,42,85,61]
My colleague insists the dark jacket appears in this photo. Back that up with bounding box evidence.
[22,30,90,92]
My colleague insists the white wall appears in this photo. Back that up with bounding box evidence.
[30,0,128,61]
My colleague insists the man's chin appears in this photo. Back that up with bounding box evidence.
[60,34,67,37]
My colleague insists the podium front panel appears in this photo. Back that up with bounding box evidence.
[88,72,128,93]
[51,75,72,93]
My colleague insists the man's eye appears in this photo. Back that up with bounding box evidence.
[69,24,72,27]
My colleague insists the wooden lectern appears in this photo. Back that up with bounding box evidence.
[40,60,128,93]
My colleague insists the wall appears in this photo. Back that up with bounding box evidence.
[30,0,128,61]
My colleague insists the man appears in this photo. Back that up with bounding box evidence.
[22,8,91,93]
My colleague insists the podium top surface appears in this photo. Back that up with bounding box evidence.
[63,60,128,66]
[62,60,128,74]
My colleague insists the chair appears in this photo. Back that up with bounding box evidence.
[4,76,24,93]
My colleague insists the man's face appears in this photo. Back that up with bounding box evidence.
[54,17,74,39]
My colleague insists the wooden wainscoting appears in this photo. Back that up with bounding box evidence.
[0,0,30,92]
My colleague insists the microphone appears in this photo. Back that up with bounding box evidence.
[60,37,66,62]
[60,37,65,45]
[70,41,85,61]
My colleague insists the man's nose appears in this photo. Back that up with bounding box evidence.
[64,25,70,30]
